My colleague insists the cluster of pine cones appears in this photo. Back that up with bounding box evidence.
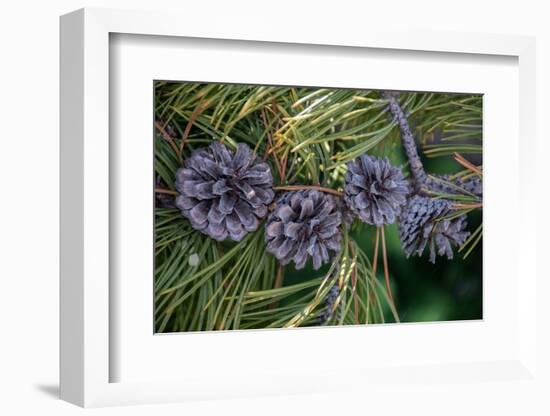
[174,140,479,269]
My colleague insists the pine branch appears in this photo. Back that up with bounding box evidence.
[383,91,428,190]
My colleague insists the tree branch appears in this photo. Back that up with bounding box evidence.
[273,185,343,197]
[380,226,395,305]
[155,120,182,160]
[383,92,427,190]
[155,188,179,196]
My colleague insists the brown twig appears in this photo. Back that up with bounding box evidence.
[349,241,359,325]
[370,226,380,323]
[279,148,289,182]
[269,265,285,310]
[267,101,289,182]
[260,108,283,171]
[453,152,482,176]
[274,265,284,289]
[155,120,181,159]
[273,185,343,197]
[372,227,380,278]
[260,109,273,158]
[155,188,179,196]
[380,226,395,305]
[260,106,289,183]
[181,99,208,153]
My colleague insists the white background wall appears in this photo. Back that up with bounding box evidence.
[0,1,548,414]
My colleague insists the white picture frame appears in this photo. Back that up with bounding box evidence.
[60,7,540,408]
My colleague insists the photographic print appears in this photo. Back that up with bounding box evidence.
[154,82,482,333]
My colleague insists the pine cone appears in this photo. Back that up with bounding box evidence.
[426,175,482,197]
[399,195,470,263]
[265,189,342,270]
[344,155,409,225]
[175,142,274,241]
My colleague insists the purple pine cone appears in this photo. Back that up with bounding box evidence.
[426,175,482,197]
[175,142,274,241]
[265,189,342,270]
[344,155,409,225]
[399,195,470,263]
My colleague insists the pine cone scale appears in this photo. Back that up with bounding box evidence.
[212,180,230,195]
[189,201,210,224]
[283,222,302,239]
[207,203,225,224]
[218,192,237,214]
[175,195,196,210]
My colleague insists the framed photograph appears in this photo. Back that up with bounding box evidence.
[60,7,540,408]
